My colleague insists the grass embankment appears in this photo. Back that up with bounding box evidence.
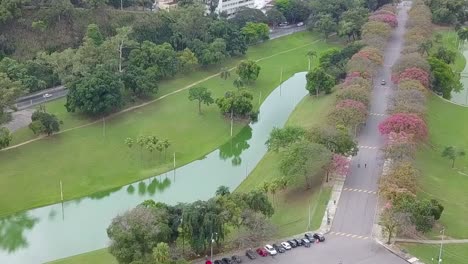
[402,244,468,264]
[431,29,466,72]
[237,94,337,237]
[400,96,468,264]
[48,248,117,264]
[0,32,337,217]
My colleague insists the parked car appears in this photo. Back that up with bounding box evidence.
[281,241,292,250]
[293,238,303,246]
[222,257,232,264]
[313,233,326,242]
[272,243,285,253]
[245,249,256,260]
[256,247,268,257]
[381,79,386,85]
[302,238,311,247]
[231,255,242,263]
[297,22,304,27]
[287,239,297,248]
[264,244,277,255]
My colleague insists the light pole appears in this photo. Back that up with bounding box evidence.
[210,232,218,262]
[438,227,445,264]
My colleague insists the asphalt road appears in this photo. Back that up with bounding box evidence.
[14,86,67,110]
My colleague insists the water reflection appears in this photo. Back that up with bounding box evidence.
[219,126,253,166]
[0,213,38,253]
[127,177,172,196]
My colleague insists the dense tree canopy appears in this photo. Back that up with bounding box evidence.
[428,56,462,99]
[236,60,261,84]
[0,127,12,150]
[215,89,254,118]
[306,67,335,96]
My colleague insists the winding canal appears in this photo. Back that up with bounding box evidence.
[0,72,309,264]
[452,47,468,106]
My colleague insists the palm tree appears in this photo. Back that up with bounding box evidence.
[136,135,146,160]
[124,137,134,149]
[162,139,170,160]
[215,185,230,196]
[457,27,468,48]
[220,67,231,80]
[152,242,170,263]
[269,181,278,206]
[233,77,244,90]
[307,50,317,71]
[261,181,270,195]
[441,146,466,168]
[418,40,432,56]
[156,141,164,160]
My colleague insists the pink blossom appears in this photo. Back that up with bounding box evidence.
[329,154,351,176]
[378,113,428,141]
[336,99,367,114]
[369,14,398,28]
[393,67,430,88]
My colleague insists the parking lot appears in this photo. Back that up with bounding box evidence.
[208,235,407,264]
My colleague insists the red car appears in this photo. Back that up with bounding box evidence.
[256,247,268,257]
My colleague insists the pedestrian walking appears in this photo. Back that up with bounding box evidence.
[358,163,361,168]
[365,163,367,168]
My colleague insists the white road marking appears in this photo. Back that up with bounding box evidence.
[358,146,378,149]
[342,188,377,195]
[329,231,369,240]
[369,112,386,116]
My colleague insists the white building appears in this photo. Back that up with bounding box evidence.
[216,0,256,16]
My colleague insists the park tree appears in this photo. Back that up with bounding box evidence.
[128,41,179,79]
[85,24,104,46]
[220,67,231,80]
[441,146,466,168]
[417,40,432,56]
[107,206,173,263]
[236,60,261,84]
[65,66,124,116]
[215,185,230,196]
[393,67,430,88]
[122,65,159,98]
[428,57,462,99]
[306,67,335,96]
[84,0,109,8]
[457,27,468,42]
[152,242,170,264]
[329,99,367,131]
[309,125,358,156]
[241,22,269,44]
[378,113,428,141]
[233,77,245,90]
[434,46,456,64]
[325,154,350,182]
[339,7,370,40]
[276,0,311,23]
[280,141,332,188]
[215,90,254,118]
[29,109,62,136]
[379,204,404,244]
[314,14,337,39]
[369,13,398,27]
[392,53,430,74]
[0,127,12,150]
[232,8,268,27]
[336,86,371,106]
[188,86,214,114]
[0,0,25,22]
[177,48,198,73]
[388,89,426,116]
[382,131,417,161]
[0,72,23,122]
[265,126,307,152]
[379,162,418,201]
[266,8,286,27]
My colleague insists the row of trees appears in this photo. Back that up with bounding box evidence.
[378,0,445,243]
[107,187,275,264]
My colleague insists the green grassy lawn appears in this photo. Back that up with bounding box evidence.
[400,243,468,264]
[48,248,117,264]
[0,32,338,217]
[237,93,337,236]
[413,96,468,239]
[432,29,466,72]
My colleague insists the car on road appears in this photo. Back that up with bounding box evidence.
[287,239,297,248]
[264,244,277,255]
[313,233,326,242]
[245,249,256,260]
[297,22,304,27]
[42,93,52,98]
[222,257,232,264]
[256,247,268,257]
[281,241,291,250]
[381,79,386,85]
[272,243,285,253]
[231,255,242,263]
[279,22,288,27]
[293,238,303,246]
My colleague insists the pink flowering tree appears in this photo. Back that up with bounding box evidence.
[330,99,368,131]
[352,47,384,65]
[370,14,398,28]
[325,154,350,182]
[392,67,430,88]
[378,113,428,141]
[383,131,418,161]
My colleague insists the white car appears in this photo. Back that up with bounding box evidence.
[42,93,52,98]
[264,244,277,255]
[281,241,291,250]
[297,22,304,27]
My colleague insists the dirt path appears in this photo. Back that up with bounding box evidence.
[1,39,323,152]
